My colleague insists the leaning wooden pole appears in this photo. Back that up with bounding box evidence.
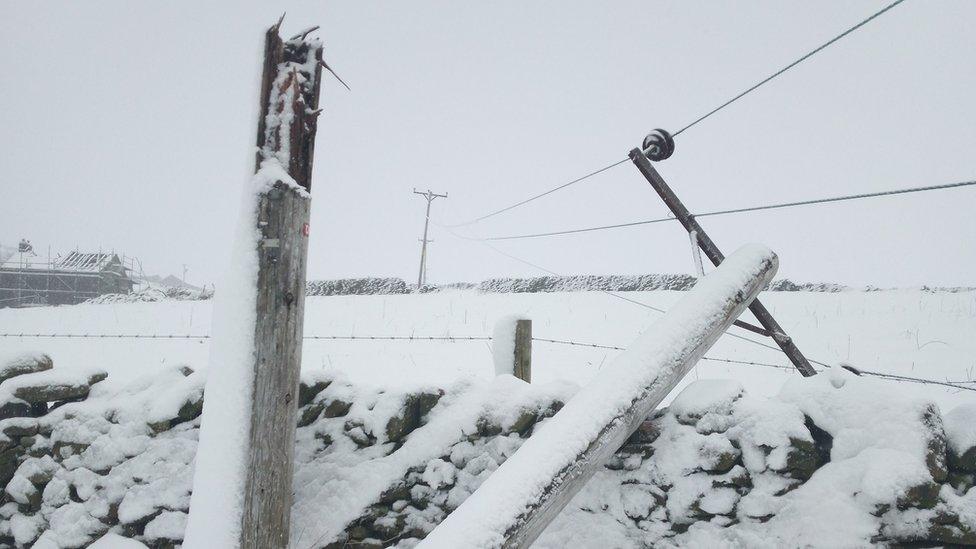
[185,21,324,549]
[628,148,817,377]
[420,244,779,549]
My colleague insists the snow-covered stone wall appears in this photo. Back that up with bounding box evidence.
[306,278,411,297]
[0,352,973,548]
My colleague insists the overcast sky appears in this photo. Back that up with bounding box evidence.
[2,1,973,288]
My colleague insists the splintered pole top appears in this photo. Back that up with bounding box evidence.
[254,22,324,193]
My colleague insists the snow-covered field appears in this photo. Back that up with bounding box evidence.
[0,288,973,410]
[2,285,975,548]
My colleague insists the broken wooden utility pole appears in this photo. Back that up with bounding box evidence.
[242,22,323,548]
[422,245,779,549]
[628,133,817,377]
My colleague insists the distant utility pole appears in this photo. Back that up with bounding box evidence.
[413,188,447,288]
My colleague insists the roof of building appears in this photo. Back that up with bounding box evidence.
[54,252,122,273]
[0,251,125,274]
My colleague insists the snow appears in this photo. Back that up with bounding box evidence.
[668,379,744,423]
[945,401,976,456]
[144,511,188,542]
[0,366,105,401]
[182,158,265,546]
[0,350,50,376]
[779,365,939,484]
[1,280,972,411]
[0,245,976,548]
[0,353,969,547]
[526,370,966,548]
[420,244,777,548]
[624,369,952,548]
[88,533,149,548]
[491,315,524,377]
[289,374,576,546]
[4,474,36,505]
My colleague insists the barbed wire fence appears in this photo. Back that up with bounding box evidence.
[2,332,973,392]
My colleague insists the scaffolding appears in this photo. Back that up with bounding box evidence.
[0,248,138,308]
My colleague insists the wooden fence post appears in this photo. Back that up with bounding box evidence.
[240,23,324,548]
[513,319,532,383]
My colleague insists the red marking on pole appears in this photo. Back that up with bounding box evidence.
[302,223,310,236]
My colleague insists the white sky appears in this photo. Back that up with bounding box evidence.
[2,1,974,288]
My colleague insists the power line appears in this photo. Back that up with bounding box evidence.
[444,158,628,228]
[445,1,907,228]
[475,179,976,241]
[694,179,976,218]
[672,0,907,137]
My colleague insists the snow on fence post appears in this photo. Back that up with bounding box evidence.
[185,21,324,549]
[421,244,779,549]
[492,316,531,382]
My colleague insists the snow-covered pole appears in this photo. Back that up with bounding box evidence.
[185,20,324,549]
[421,244,779,549]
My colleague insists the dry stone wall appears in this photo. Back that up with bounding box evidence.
[0,353,973,548]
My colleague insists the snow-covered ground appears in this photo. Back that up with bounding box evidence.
[0,288,973,410]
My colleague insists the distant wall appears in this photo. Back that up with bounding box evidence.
[75,275,976,304]
[300,275,863,297]
[476,273,700,294]
[305,277,410,296]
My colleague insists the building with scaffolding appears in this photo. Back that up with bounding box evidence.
[0,249,136,308]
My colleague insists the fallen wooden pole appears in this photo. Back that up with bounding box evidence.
[421,244,779,549]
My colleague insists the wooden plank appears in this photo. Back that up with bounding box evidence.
[512,319,532,383]
[628,148,818,377]
[421,245,779,549]
[238,24,324,549]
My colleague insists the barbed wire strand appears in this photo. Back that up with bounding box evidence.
[2,332,971,391]
[0,333,489,342]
